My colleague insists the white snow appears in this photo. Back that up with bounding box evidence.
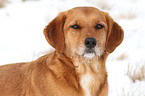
[0,0,145,95]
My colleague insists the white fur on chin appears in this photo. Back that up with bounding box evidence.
[83,53,95,59]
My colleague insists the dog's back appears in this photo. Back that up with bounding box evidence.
[0,54,49,96]
[0,63,25,95]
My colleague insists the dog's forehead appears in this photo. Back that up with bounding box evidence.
[66,7,106,22]
[68,7,101,14]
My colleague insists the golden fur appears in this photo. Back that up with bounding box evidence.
[0,7,124,96]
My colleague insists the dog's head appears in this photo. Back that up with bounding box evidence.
[44,7,124,59]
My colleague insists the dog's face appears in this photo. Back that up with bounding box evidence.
[44,7,124,59]
[63,7,107,58]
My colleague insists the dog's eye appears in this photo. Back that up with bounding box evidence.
[71,24,80,29]
[95,24,104,29]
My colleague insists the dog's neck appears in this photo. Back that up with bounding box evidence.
[58,52,108,96]
[71,55,107,96]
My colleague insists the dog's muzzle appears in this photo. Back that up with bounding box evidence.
[83,37,97,58]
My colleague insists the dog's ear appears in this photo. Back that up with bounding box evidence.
[44,12,66,53]
[105,14,124,53]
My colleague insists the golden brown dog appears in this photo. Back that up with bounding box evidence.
[0,7,124,96]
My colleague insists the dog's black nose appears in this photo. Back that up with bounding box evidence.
[84,37,97,48]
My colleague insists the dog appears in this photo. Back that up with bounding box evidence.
[0,7,124,96]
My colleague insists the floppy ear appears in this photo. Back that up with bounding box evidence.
[105,14,124,53]
[44,12,66,53]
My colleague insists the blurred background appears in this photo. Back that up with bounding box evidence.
[0,0,145,95]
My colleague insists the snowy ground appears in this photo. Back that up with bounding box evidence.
[0,0,145,95]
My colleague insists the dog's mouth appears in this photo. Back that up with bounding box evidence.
[85,48,95,53]
[83,48,96,59]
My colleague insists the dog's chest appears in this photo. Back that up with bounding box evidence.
[80,73,98,96]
